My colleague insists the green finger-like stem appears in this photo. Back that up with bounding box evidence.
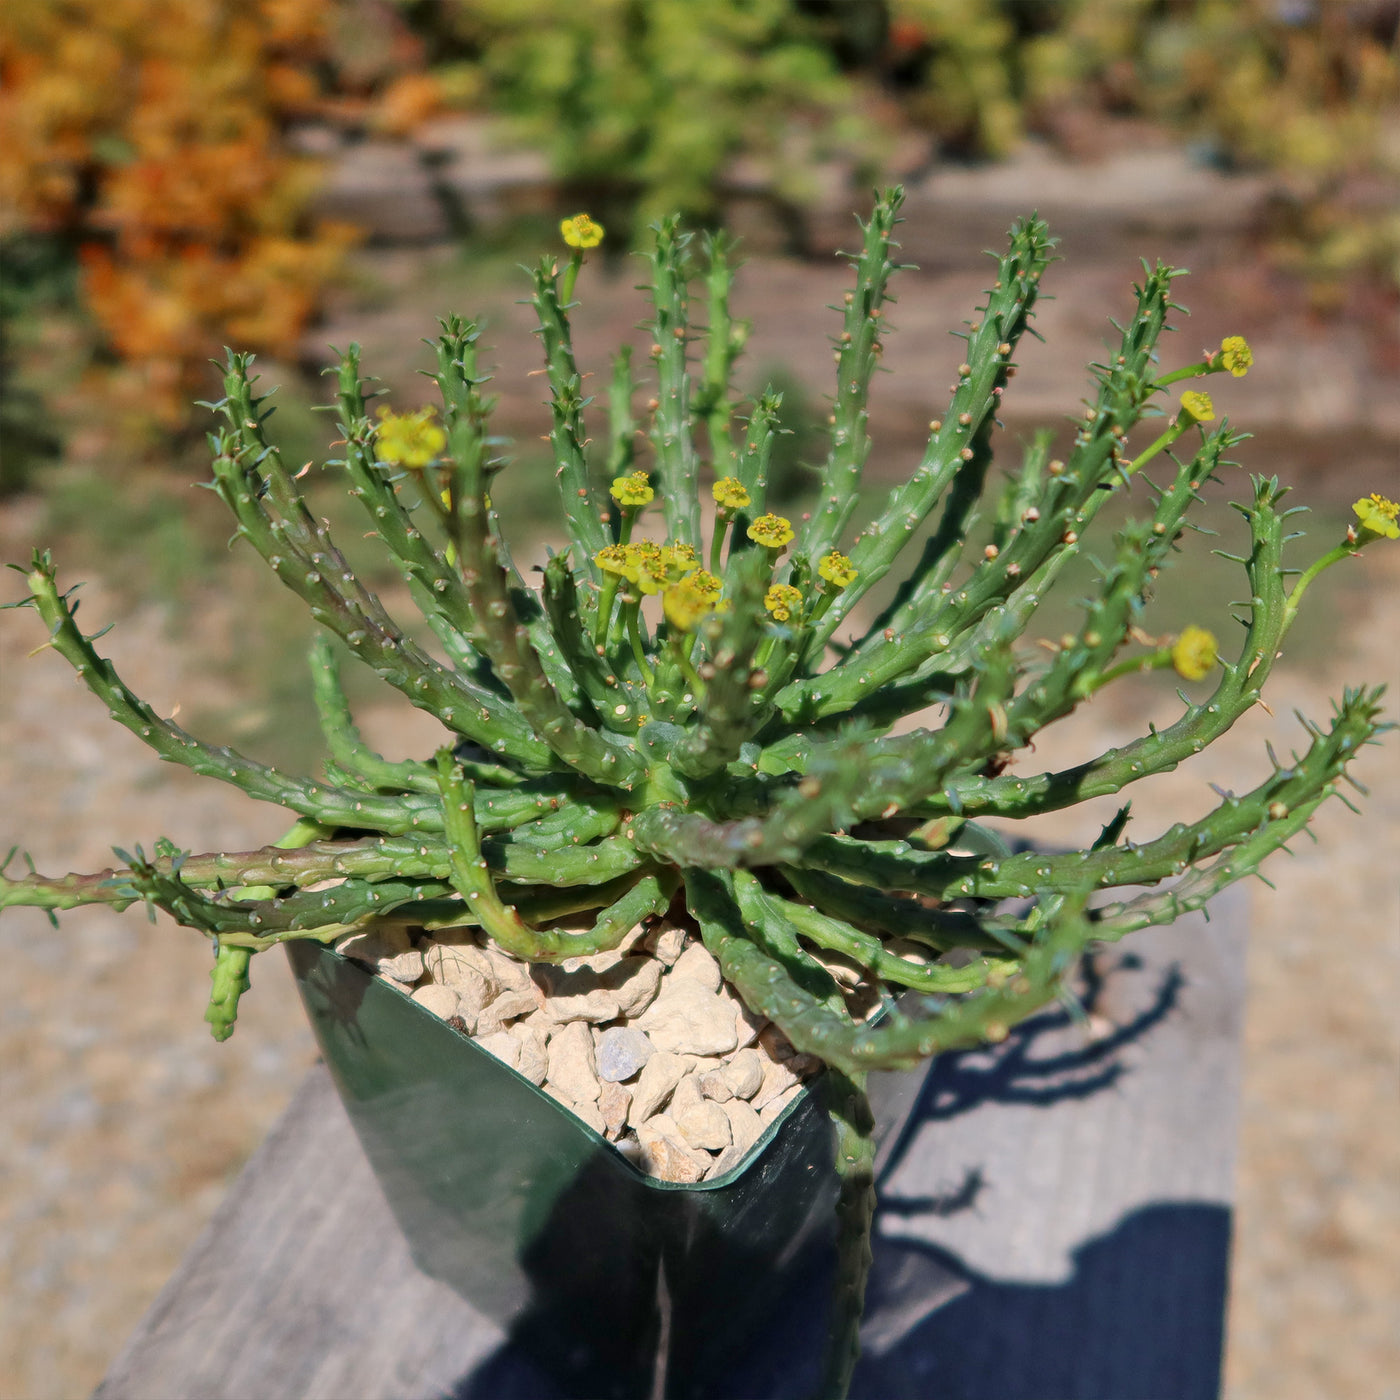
[805,212,1056,654]
[687,867,1092,1075]
[309,635,439,794]
[20,554,447,834]
[432,322,646,790]
[210,361,554,770]
[802,686,1383,902]
[531,263,609,566]
[798,188,909,566]
[646,216,701,548]
[438,748,547,956]
[330,344,481,673]
[542,554,641,732]
[205,944,252,1042]
[695,230,747,470]
[766,887,1015,994]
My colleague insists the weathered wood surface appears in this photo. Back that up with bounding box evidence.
[95,886,1246,1400]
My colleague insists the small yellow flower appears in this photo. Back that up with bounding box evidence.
[610,471,654,507]
[374,406,446,469]
[1217,336,1252,377]
[689,569,722,602]
[663,576,715,633]
[1179,390,1214,423]
[594,543,638,581]
[560,213,604,249]
[660,542,699,581]
[817,551,858,589]
[1353,492,1400,540]
[1171,625,1218,681]
[763,583,803,623]
[747,513,794,550]
[712,477,751,511]
[633,545,670,595]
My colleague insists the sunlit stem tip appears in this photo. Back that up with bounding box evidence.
[1127,393,1214,476]
[1281,493,1397,634]
[559,213,604,306]
[1153,336,1252,388]
[710,476,751,573]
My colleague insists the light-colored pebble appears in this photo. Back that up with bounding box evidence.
[810,946,865,988]
[605,957,664,1018]
[381,949,426,984]
[537,968,622,1025]
[676,1099,732,1152]
[721,1097,765,1155]
[546,1020,601,1105]
[509,1022,549,1085]
[476,1029,521,1071]
[705,1140,750,1179]
[424,941,498,990]
[339,926,411,966]
[669,1072,705,1123]
[595,1026,656,1083]
[339,922,424,984]
[669,942,722,992]
[598,1080,632,1140]
[753,1055,802,1111]
[484,946,536,993]
[411,983,461,1021]
[649,926,687,965]
[635,979,740,1056]
[476,988,539,1036]
[424,945,496,1017]
[721,1047,765,1100]
[699,1068,733,1103]
[558,947,628,975]
[759,1082,803,1124]
[636,1115,710,1183]
[734,1002,767,1049]
[628,1051,690,1124]
[544,1083,606,1135]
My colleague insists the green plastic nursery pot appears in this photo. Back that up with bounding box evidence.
[287,941,924,1399]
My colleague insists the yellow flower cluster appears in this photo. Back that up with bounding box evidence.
[374,406,446,469]
[818,551,858,589]
[1217,336,1253,377]
[560,213,604,249]
[1353,492,1399,541]
[594,541,702,594]
[1179,390,1215,423]
[764,584,803,622]
[663,571,722,632]
[1171,625,1218,681]
[610,471,654,507]
[712,477,751,511]
[747,513,794,550]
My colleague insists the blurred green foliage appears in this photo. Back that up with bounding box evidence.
[401,0,1397,282]
[396,0,881,239]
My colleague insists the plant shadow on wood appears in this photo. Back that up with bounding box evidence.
[446,955,1204,1399]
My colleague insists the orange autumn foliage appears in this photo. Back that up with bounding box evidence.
[0,0,361,424]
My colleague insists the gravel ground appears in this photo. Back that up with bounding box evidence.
[1,154,1396,1397]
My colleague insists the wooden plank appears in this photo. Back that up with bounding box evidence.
[95,886,1246,1400]
[855,883,1248,1400]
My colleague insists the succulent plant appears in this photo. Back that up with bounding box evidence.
[2,190,1391,1397]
